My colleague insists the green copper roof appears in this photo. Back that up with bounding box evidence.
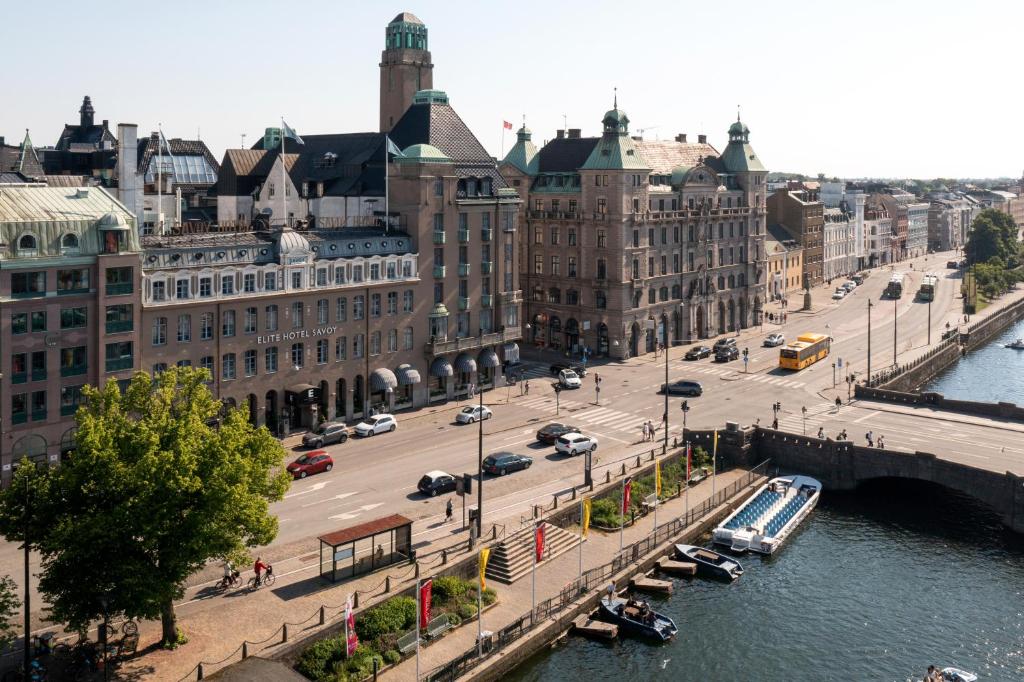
[502,126,539,175]
[720,118,765,173]
[580,106,651,171]
[396,143,452,164]
[670,165,694,186]
[728,120,750,136]
[413,89,448,105]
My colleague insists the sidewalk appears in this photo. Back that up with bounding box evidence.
[384,468,751,680]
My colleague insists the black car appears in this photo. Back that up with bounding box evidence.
[712,337,737,353]
[946,260,959,269]
[715,346,740,362]
[660,380,703,396]
[482,452,533,476]
[549,362,587,378]
[417,471,457,497]
[684,346,712,361]
[536,423,582,444]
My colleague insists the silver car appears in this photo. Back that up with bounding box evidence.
[763,333,785,347]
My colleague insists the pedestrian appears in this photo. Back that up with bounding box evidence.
[865,431,873,447]
[445,499,453,523]
[835,396,842,408]
[524,380,530,395]
[606,581,616,604]
[647,419,655,441]
[878,435,885,449]
[817,427,824,439]
[772,417,778,430]
[642,422,650,442]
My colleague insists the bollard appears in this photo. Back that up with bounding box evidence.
[620,463,626,475]
[242,642,249,659]
[553,495,558,509]
[415,562,420,578]
[606,470,611,483]
[635,456,641,468]
[492,526,498,540]
[319,605,326,625]
[572,488,577,500]
[442,549,448,565]
[590,481,595,491]
[385,576,392,593]
[353,592,359,608]
[282,624,288,643]
[197,663,204,680]
[649,451,654,461]
[373,658,379,681]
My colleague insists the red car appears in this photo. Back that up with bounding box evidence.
[287,450,334,479]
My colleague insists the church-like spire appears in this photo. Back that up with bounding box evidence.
[80,95,95,128]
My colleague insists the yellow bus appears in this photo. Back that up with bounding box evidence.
[778,333,831,370]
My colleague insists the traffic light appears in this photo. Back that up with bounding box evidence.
[594,373,601,384]
[463,473,473,495]
[681,400,689,412]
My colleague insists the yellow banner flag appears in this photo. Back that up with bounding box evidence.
[713,430,719,453]
[655,460,662,497]
[479,548,490,591]
[582,499,592,538]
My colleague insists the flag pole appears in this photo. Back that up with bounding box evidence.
[578,498,584,586]
[157,123,163,234]
[531,525,537,624]
[685,441,691,525]
[384,135,389,233]
[477,553,483,657]
[343,594,350,659]
[280,118,287,228]
[619,478,625,553]
[653,458,659,542]
[712,430,718,501]
[415,577,421,681]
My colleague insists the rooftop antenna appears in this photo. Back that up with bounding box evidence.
[562,113,567,130]
[613,87,618,109]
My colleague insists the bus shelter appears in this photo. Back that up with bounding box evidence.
[318,514,413,583]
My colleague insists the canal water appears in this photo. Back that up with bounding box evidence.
[923,316,1024,404]
[506,479,1024,681]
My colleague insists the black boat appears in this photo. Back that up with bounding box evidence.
[674,543,744,581]
[597,597,678,642]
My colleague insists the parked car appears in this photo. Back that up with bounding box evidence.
[946,260,960,269]
[536,423,582,444]
[712,337,737,353]
[482,452,533,476]
[851,274,865,284]
[286,450,333,479]
[456,405,493,424]
[660,380,703,396]
[555,433,598,456]
[418,470,457,497]
[302,421,350,448]
[715,346,740,362]
[763,333,785,347]
[832,289,847,300]
[353,414,397,437]
[550,362,587,377]
[684,345,713,360]
[843,281,857,291]
[558,369,582,389]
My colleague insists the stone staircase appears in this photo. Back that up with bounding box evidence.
[485,523,583,584]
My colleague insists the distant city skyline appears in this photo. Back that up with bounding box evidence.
[4,0,1022,179]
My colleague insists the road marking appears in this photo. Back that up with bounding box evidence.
[301,491,359,508]
[284,480,330,499]
[328,502,385,521]
[852,410,880,423]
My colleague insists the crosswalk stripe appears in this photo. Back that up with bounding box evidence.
[585,412,630,425]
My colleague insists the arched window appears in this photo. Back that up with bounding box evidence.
[61,233,80,254]
[659,286,668,302]
[738,272,745,286]
[717,275,726,290]
[547,287,561,304]
[671,284,681,299]
[596,291,607,309]
[728,275,736,289]
[18,234,37,253]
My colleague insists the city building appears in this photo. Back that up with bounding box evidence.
[927,195,978,252]
[821,182,865,271]
[501,112,768,358]
[863,201,892,267]
[766,188,823,288]
[765,223,803,302]
[40,96,118,181]
[0,184,141,482]
[966,188,1024,230]
[0,131,44,180]
[822,206,855,282]
[379,12,433,133]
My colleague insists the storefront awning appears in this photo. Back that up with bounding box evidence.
[396,364,421,385]
[502,342,520,364]
[286,383,320,405]
[454,353,477,373]
[477,348,500,369]
[369,368,399,393]
[430,357,453,378]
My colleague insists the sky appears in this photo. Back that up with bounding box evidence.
[4,0,1023,180]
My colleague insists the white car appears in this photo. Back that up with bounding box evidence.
[555,432,598,456]
[832,289,846,300]
[353,414,397,437]
[558,369,582,389]
[456,405,492,424]
[763,333,785,347]
[843,280,857,291]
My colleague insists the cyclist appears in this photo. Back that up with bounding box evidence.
[221,559,238,588]
[254,557,268,587]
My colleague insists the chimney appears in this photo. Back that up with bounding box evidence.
[102,119,109,130]
[556,130,565,139]
[568,128,581,139]
[698,134,707,144]
[675,134,687,143]
[116,123,141,227]
[0,137,5,147]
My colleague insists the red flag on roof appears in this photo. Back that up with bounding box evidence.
[503,121,513,130]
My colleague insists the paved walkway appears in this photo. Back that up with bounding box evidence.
[384,468,752,680]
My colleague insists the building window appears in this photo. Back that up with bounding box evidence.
[597,259,607,280]
[596,290,607,309]
[265,305,278,331]
[403,327,414,350]
[353,295,364,320]
[199,277,212,297]
[316,269,327,287]
[222,353,236,380]
[152,317,167,346]
[387,329,398,353]
[221,275,235,296]
[11,313,27,335]
[222,310,235,337]
[548,288,561,304]
[335,297,347,322]
[245,307,257,334]
[244,350,257,377]
[370,263,381,281]
[104,341,133,373]
[534,227,542,245]
[648,257,655,277]
[335,337,347,361]
[568,257,577,278]
[597,197,607,214]
[176,279,190,299]
[243,273,256,292]
[61,307,88,329]
[200,356,214,380]
[534,254,543,275]
[567,289,579,305]
[456,312,470,338]
[317,298,328,324]
[152,280,166,302]
[12,272,46,298]
[661,256,667,275]
[316,339,329,364]
[265,347,278,373]
[371,294,381,317]
[659,286,668,302]
[403,290,413,313]
[264,272,277,291]
[387,291,398,315]
[200,313,213,340]
[434,176,444,196]
[291,270,303,289]
[550,228,559,245]
[291,302,303,328]
[353,334,364,358]
[290,343,304,369]
[551,256,560,276]
[177,314,191,342]
[568,227,577,246]
[60,384,85,416]
[334,266,347,285]
[56,268,90,295]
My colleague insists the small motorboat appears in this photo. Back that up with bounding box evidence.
[1006,338,1024,349]
[941,668,977,682]
[597,597,678,642]
[673,544,744,581]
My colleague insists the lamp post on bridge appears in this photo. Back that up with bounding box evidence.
[866,298,873,384]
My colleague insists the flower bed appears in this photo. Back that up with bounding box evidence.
[295,576,497,682]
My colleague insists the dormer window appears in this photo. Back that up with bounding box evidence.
[17,234,38,256]
[60,233,80,255]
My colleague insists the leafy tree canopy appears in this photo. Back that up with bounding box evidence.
[0,575,19,651]
[0,367,290,643]
[966,208,1020,266]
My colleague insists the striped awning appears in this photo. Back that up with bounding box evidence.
[395,363,421,385]
[477,348,500,369]
[454,353,477,373]
[430,357,453,378]
[502,342,520,364]
[369,368,398,392]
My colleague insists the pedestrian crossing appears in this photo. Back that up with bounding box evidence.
[515,396,645,435]
[682,365,806,389]
[776,403,840,433]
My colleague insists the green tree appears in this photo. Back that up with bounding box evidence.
[0,575,20,651]
[966,209,1020,266]
[0,367,290,645]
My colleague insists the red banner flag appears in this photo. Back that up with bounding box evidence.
[686,443,692,481]
[503,120,513,130]
[345,595,358,656]
[419,579,433,629]
[622,477,632,514]
[535,522,546,562]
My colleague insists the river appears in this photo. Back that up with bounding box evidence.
[922,316,1024,404]
[505,479,1024,681]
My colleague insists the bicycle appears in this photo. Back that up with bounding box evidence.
[217,570,242,590]
[248,565,275,590]
[99,618,139,641]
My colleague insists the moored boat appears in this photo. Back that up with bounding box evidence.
[1006,338,1024,349]
[673,544,744,581]
[941,668,977,682]
[712,475,822,554]
[597,597,677,642]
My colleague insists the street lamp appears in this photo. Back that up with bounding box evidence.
[476,382,484,540]
[801,405,808,435]
[866,299,873,384]
[893,290,898,368]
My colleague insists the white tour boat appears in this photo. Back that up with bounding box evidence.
[712,475,821,554]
